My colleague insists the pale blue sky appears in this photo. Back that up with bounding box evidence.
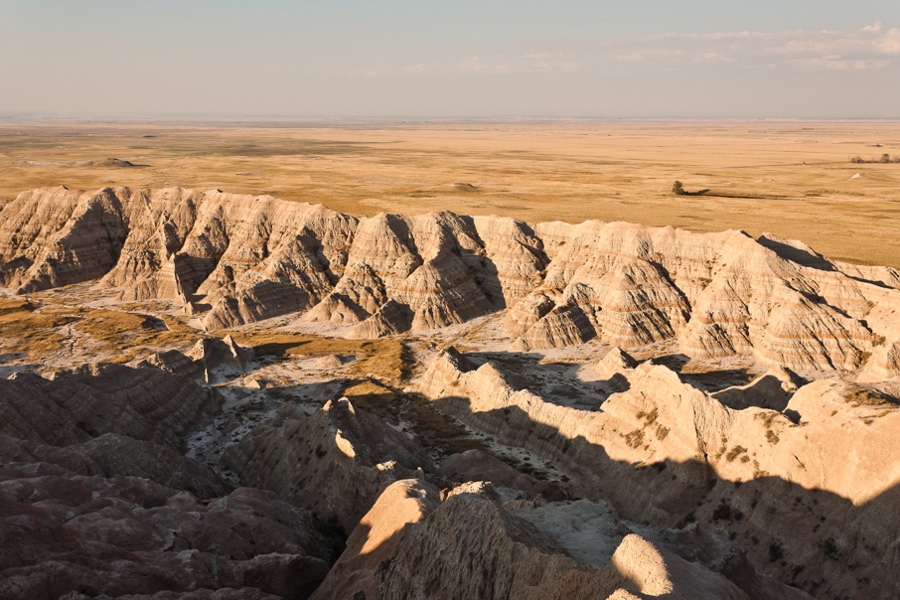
[2,1,898,118]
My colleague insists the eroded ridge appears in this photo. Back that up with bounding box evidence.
[3,186,900,377]
[3,185,900,600]
[415,345,900,597]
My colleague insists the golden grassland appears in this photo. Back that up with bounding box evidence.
[1,120,899,267]
[0,298,77,357]
[224,331,410,380]
[74,309,199,358]
[0,297,199,362]
[223,331,410,408]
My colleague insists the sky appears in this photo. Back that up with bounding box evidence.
[1,0,899,119]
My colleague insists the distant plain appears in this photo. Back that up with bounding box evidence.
[1,119,898,267]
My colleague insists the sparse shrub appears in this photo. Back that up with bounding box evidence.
[759,412,779,428]
[656,424,670,440]
[672,180,686,195]
[849,153,900,164]
[713,499,745,522]
[846,386,898,409]
[712,501,732,521]
[726,445,748,462]
[636,408,659,425]
[624,429,645,448]
[766,429,780,445]
[823,537,839,560]
[769,540,784,562]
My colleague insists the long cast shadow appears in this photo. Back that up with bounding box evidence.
[424,392,900,600]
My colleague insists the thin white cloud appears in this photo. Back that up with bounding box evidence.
[692,49,737,64]
[602,22,900,71]
[879,27,900,54]
[352,62,443,78]
[459,52,579,75]
[351,24,897,80]
[360,65,388,78]
[792,57,891,70]
[354,53,578,78]
[612,48,683,62]
[458,55,512,75]
[401,62,442,75]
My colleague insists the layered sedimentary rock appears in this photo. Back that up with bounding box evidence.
[313,480,809,600]
[1,186,898,377]
[140,335,253,382]
[0,187,130,293]
[221,398,429,532]
[417,347,900,598]
[0,362,221,449]
[438,449,559,500]
[0,470,331,600]
[309,479,442,600]
[5,184,900,599]
[510,222,888,373]
[0,432,227,499]
[0,358,228,499]
[0,358,332,600]
[3,186,899,377]
[346,299,413,339]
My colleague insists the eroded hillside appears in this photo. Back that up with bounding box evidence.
[2,186,899,600]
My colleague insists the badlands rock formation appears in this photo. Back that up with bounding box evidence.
[0,362,332,600]
[418,347,900,599]
[1,473,331,600]
[141,334,253,382]
[4,186,898,375]
[3,186,900,599]
[0,362,221,449]
[221,398,429,532]
[314,480,810,600]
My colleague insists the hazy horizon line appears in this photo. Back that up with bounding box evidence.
[2,113,899,126]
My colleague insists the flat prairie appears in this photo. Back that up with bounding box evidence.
[1,119,898,267]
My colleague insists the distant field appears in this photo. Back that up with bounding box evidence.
[1,119,898,267]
